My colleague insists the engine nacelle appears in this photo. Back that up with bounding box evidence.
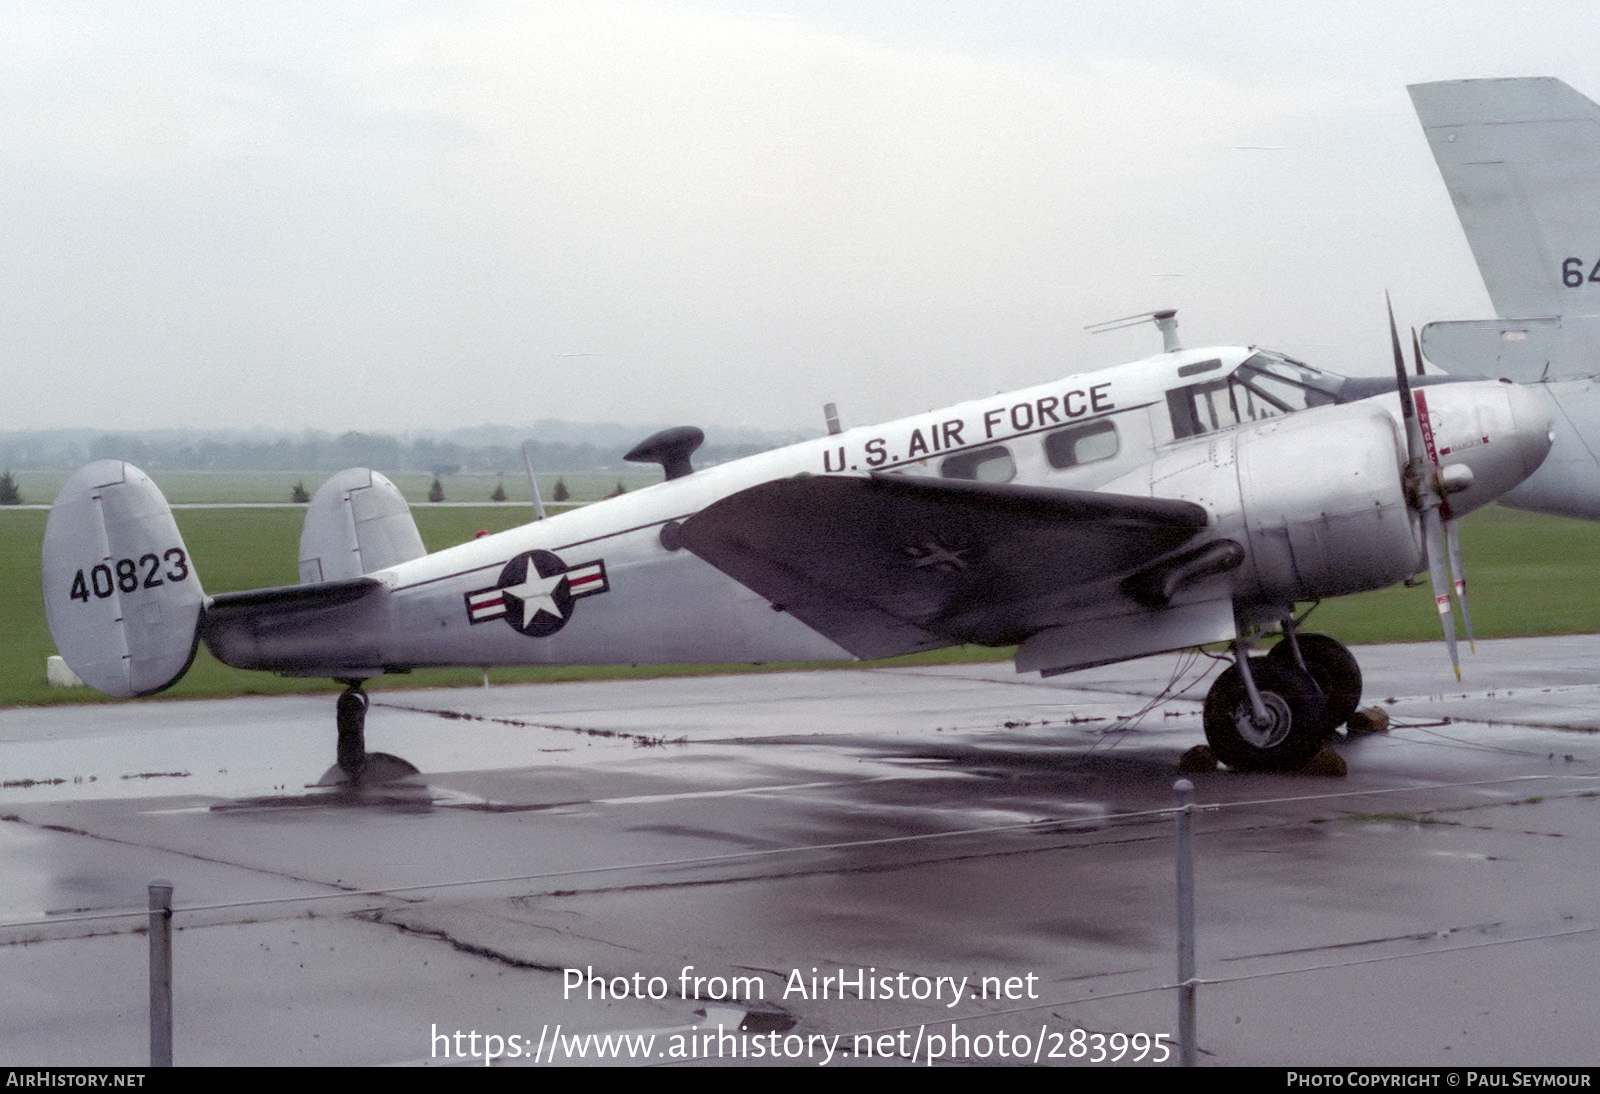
[1232,405,1420,604]
[1109,403,1421,613]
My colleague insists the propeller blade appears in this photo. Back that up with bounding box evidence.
[1388,295,1413,414]
[1387,294,1427,470]
[1423,508,1461,680]
[1413,321,1476,657]
[1445,519,1476,652]
[1389,294,1464,677]
[1410,329,1452,511]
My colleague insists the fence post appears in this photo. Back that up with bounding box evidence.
[149,879,173,1067]
[1174,779,1197,1066]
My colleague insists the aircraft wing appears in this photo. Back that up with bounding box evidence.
[677,473,1211,660]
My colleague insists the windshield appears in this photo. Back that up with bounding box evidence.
[1166,351,1347,440]
[1230,351,1344,413]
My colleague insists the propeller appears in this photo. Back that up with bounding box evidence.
[1413,328,1476,653]
[1387,295,1474,678]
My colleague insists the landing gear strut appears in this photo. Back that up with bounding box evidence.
[1266,629,1362,731]
[316,680,421,787]
[1202,632,1359,771]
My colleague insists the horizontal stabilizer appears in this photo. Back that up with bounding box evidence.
[201,576,388,678]
[299,468,425,584]
[42,461,204,697]
[1422,316,1600,383]
[207,577,383,619]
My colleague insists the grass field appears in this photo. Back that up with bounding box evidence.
[2,501,1597,708]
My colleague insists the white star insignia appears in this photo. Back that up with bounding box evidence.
[502,568,567,621]
[903,540,972,572]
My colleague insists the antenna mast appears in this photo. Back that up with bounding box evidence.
[1086,309,1182,353]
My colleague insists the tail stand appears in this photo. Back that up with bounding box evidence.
[318,680,421,786]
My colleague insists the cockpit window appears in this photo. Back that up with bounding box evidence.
[1232,352,1342,413]
[1167,351,1343,439]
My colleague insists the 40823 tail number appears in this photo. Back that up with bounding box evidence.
[68,548,190,603]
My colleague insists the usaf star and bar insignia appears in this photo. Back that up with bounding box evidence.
[464,550,609,637]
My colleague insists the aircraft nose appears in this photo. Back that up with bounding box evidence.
[1428,380,1553,517]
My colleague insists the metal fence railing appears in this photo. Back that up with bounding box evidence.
[4,772,1595,1067]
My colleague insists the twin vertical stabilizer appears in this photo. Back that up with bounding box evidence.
[298,468,426,583]
[41,462,204,697]
[43,464,425,696]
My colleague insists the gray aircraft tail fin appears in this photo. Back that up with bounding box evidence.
[42,462,205,697]
[42,462,417,696]
[1410,78,1600,320]
[1410,78,1600,381]
[297,468,426,584]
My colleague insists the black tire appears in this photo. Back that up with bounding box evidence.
[1203,658,1330,772]
[1267,633,1362,730]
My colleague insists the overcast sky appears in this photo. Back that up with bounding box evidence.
[3,1,1597,435]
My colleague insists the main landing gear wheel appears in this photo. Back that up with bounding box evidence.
[1202,658,1329,772]
[315,681,421,787]
[1265,632,1362,731]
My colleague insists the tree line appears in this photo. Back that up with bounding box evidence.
[0,429,785,475]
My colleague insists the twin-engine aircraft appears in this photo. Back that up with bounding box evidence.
[1410,77,1600,520]
[43,320,1552,779]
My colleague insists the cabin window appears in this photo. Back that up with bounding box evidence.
[1167,378,1252,439]
[1044,420,1119,468]
[941,445,1015,483]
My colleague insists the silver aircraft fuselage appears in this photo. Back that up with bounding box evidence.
[197,345,1552,679]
